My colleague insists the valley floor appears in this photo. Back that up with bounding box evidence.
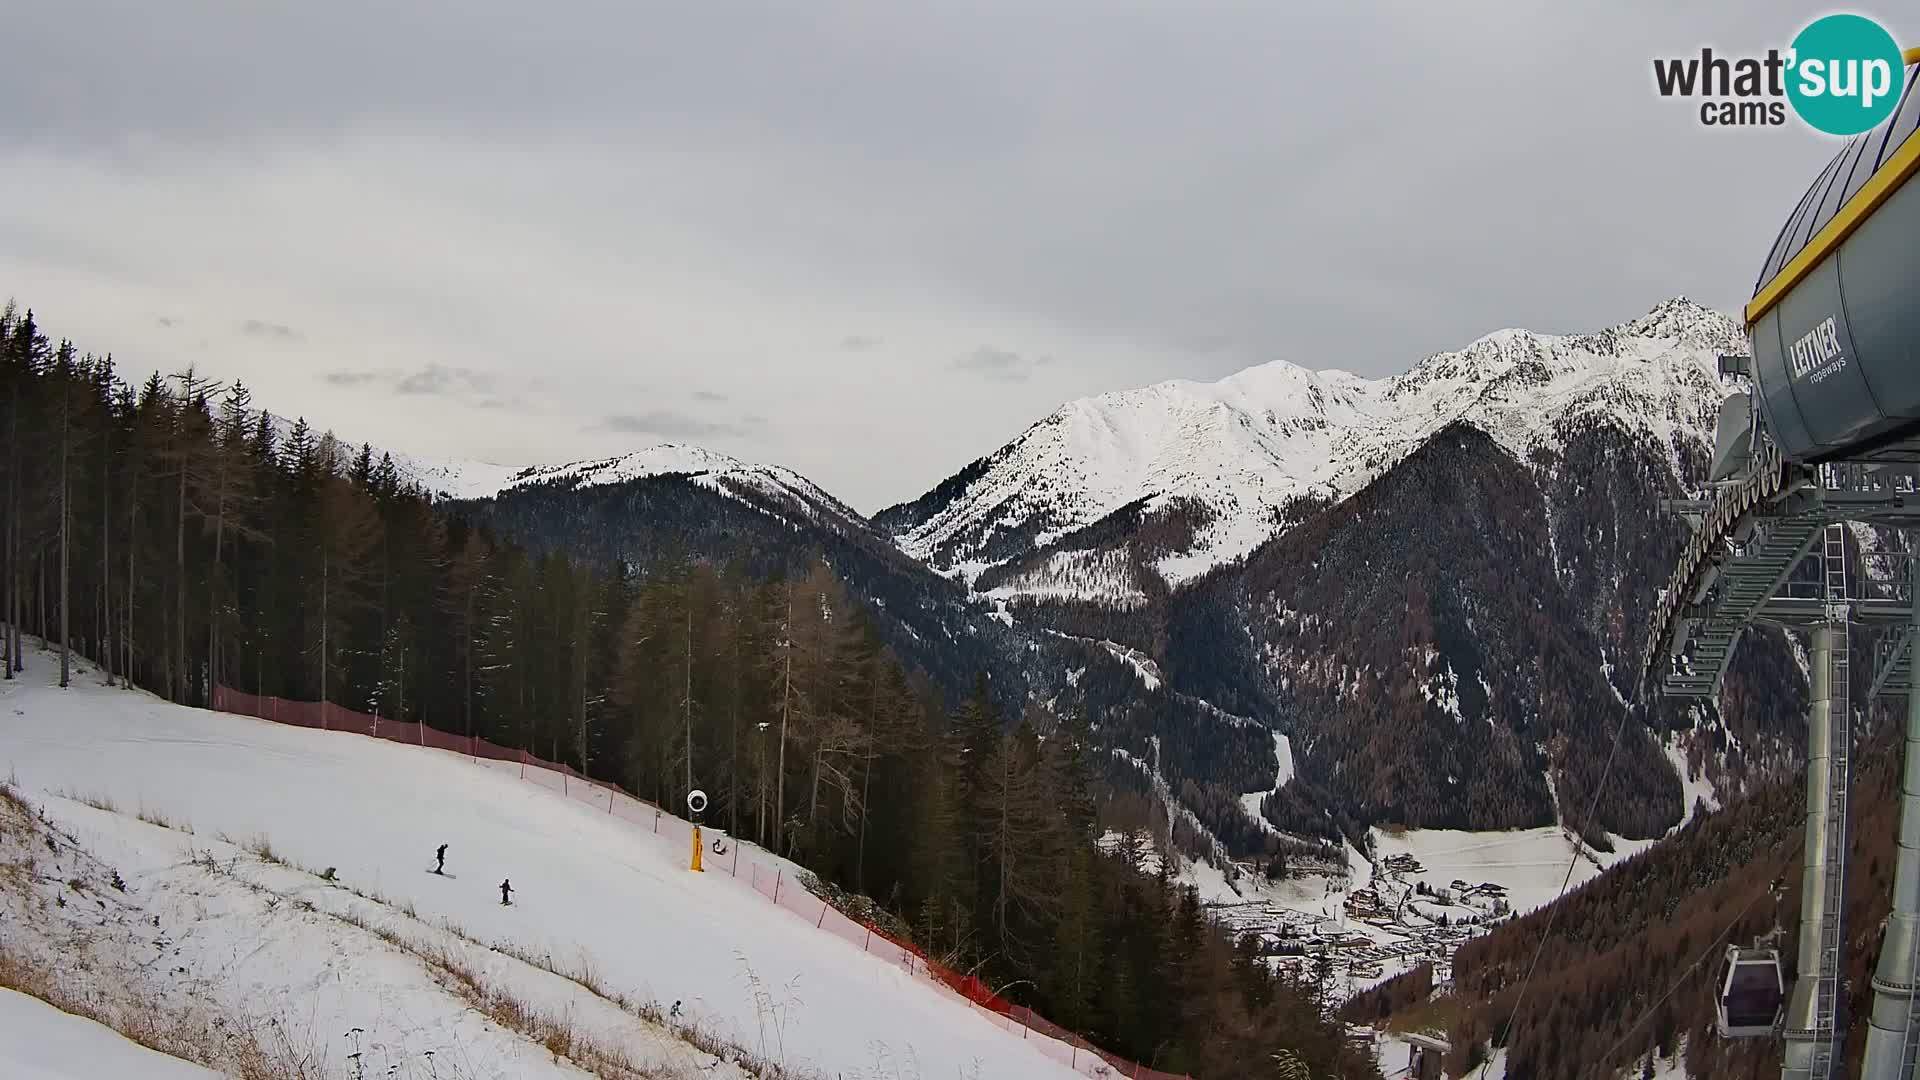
[1153,780,1675,1024]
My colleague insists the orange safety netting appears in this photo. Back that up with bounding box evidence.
[210,686,1193,1080]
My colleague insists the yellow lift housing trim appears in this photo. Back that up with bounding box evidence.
[1747,49,1920,327]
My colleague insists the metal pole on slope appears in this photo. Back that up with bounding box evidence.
[1860,552,1920,1079]
[1784,522,1854,1080]
[1783,625,1837,1080]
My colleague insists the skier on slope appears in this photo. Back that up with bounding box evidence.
[434,843,447,875]
[500,878,513,906]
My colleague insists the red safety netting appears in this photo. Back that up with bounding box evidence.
[211,686,1192,1080]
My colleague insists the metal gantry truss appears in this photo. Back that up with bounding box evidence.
[1652,463,1920,701]
[1652,453,1920,1080]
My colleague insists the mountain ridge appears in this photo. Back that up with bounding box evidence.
[318,295,1803,851]
[878,296,1744,599]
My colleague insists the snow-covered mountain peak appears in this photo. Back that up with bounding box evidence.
[885,298,1738,598]
[499,443,759,491]
[1621,295,1743,350]
[263,431,857,536]
[390,441,816,505]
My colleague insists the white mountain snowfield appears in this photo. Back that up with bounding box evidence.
[1237,731,1294,835]
[888,297,1742,595]
[255,422,863,540]
[0,653,1093,1080]
[395,443,863,528]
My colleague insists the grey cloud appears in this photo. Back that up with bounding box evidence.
[395,364,498,397]
[593,410,765,441]
[240,319,301,341]
[321,364,505,403]
[0,0,1836,512]
[691,389,729,403]
[0,3,1830,381]
[156,315,180,328]
[1172,334,1231,356]
[951,347,1041,382]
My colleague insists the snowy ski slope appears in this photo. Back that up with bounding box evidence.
[0,988,218,1080]
[0,656,1089,1080]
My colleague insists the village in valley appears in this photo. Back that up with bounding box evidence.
[1203,847,1513,997]
[1099,820,1537,1006]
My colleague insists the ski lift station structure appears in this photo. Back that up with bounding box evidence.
[1642,48,1920,1080]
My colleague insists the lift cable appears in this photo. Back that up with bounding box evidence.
[1583,830,1806,1080]
[1471,698,1637,1079]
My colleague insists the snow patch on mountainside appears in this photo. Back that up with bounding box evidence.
[1665,739,1721,827]
[982,547,1151,609]
[1238,731,1295,833]
[1100,640,1164,690]
[888,298,1739,597]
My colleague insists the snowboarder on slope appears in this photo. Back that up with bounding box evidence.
[434,844,447,875]
[500,878,513,906]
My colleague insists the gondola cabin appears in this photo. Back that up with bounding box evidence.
[1716,946,1786,1038]
[1403,1033,1448,1080]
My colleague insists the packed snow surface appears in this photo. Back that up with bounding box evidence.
[0,658,1086,1080]
[0,988,219,1080]
[891,297,1740,592]
[5,789,733,1080]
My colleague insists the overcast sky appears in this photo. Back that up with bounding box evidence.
[0,1,1885,511]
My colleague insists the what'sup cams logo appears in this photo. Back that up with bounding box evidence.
[1654,13,1908,135]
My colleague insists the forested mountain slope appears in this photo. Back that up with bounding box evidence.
[1159,420,1812,842]
[2,287,1824,866]
[372,299,1817,850]
[0,303,1378,1079]
[1348,699,1909,1080]
[864,299,1811,844]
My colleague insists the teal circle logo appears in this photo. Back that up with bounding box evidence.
[1786,14,1905,135]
